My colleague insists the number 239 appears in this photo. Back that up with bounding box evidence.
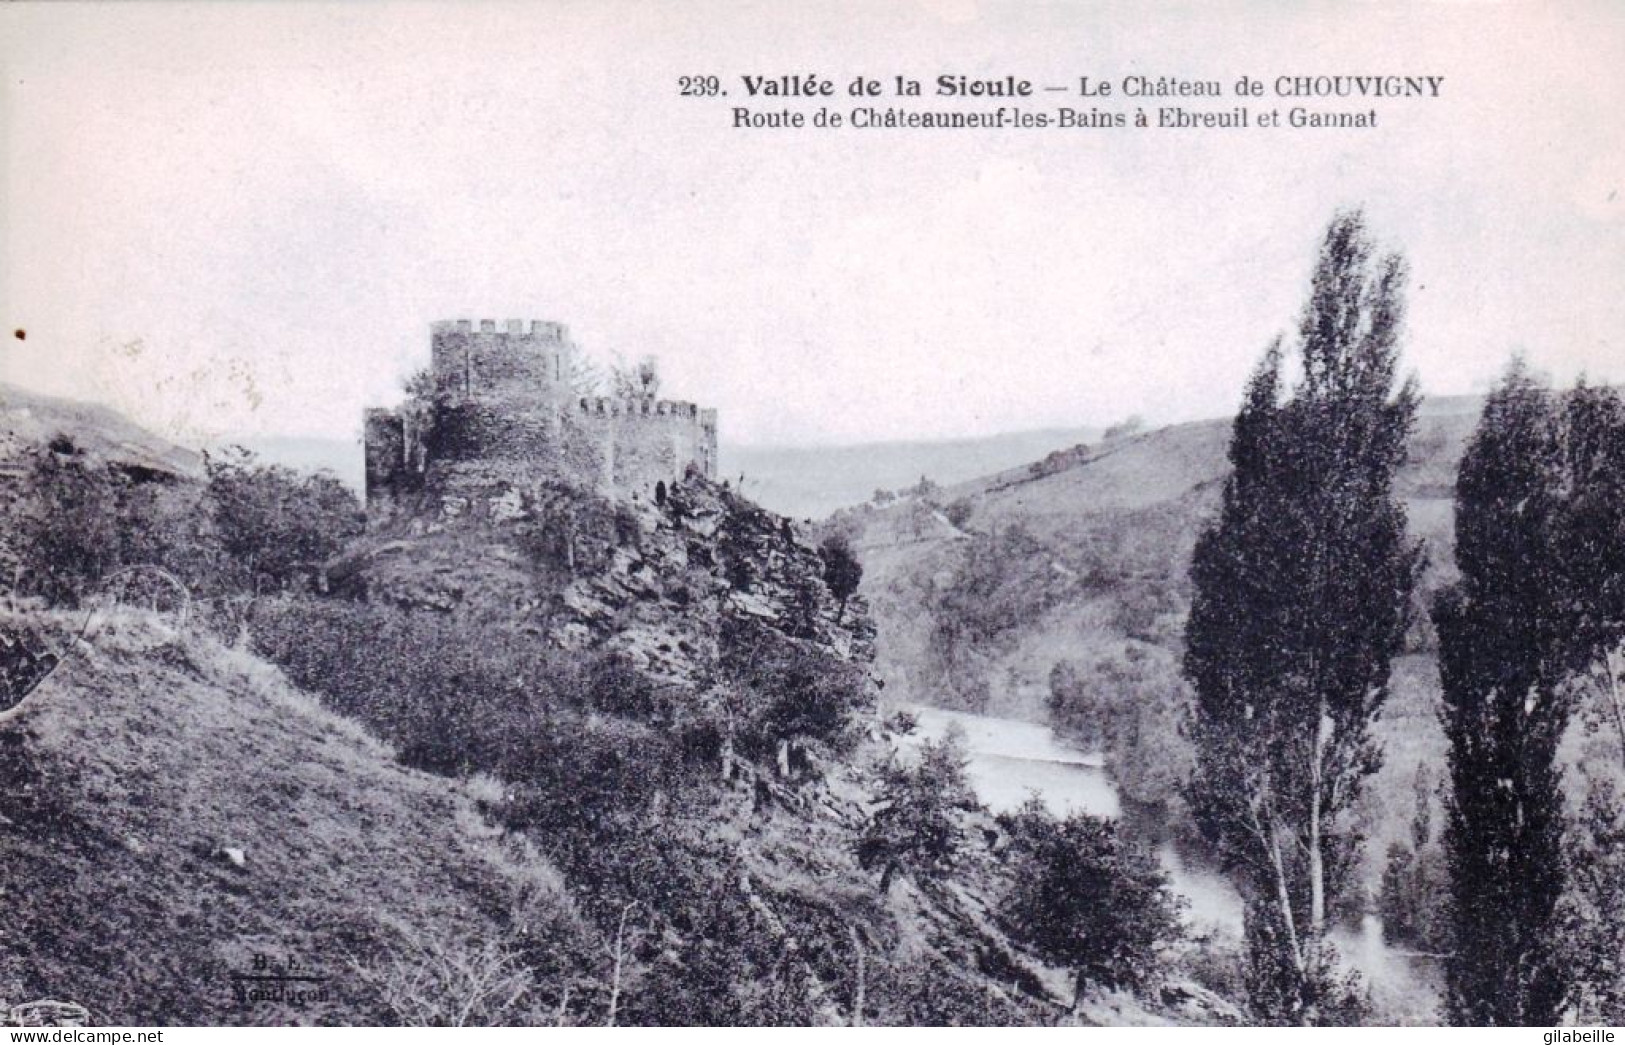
[679,76,723,97]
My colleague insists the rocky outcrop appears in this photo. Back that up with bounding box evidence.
[554,479,875,683]
[341,474,876,687]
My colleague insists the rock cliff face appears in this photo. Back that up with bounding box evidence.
[340,474,876,687]
[551,479,876,683]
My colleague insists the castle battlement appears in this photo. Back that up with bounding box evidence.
[366,318,718,517]
[577,397,706,419]
[431,319,570,340]
[429,317,579,402]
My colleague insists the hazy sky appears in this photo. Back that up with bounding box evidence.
[2,1,1621,448]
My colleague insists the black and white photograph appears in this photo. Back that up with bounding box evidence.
[1,0,1622,1033]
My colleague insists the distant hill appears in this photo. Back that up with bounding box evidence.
[722,427,1104,521]
[836,394,1484,722]
[0,383,201,480]
[219,434,366,490]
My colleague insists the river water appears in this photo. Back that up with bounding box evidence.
[901,703,1443,1023]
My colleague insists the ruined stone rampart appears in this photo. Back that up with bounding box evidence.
[365,319,718,520]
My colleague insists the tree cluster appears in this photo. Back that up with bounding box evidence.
[5,436,361,616]
[1047,644,1196,815]
[996,797,1184,1004]
[1432,368,1625,1024]
[1184,210,1625,1026]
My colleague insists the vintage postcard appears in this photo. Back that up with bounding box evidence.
[1,0,1622,1032]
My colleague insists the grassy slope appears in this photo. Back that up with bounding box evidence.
[177,426,1111,519]
[0,612,576,1026]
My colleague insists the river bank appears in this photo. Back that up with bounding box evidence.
[899,703,1445,1023]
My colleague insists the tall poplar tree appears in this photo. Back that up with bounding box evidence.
[1184,211,1423,1024]
[1563,381,1625,764]
[1434,368,1625,1024]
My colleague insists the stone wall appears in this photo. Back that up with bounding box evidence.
[430,319,573,404]
[363,400,434,510]
[365,319,720,520]
[363,408,405,503]
[564,397,718,498]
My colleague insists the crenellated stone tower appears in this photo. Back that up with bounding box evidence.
[365,319,718,520]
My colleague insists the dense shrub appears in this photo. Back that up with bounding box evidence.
[1561,776,1625,1024]
[1377,765,1450,952]
[582,652,676,721]
[249,597,578,775]
[996,797,1184,1001]
[254,598,700,785]
[622,870,821,1026]
[203,447,362,590]
[495,722,710,905]
[1378,843,1449,951]
[252,599,730,956]
[923,524,1071,709]
[516,485,641,580]
[719,617,873,767]
[7,437,359,612]
[1104,416,1146,441]
[1,618,59,711]
[932,525,1062,645]
[857,734,979,893]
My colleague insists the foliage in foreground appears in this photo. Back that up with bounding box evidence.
[1184,209,1422,1024]
[1561,776,1625,1025]
[1434,369,1625,1024]
[857,734,979,894]
[1047,644,1196,816]
[5,437,361,614]
[997,797,1184,1003]
[1376,765,1450,954]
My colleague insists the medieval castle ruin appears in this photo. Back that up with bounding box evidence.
[364,319,718,518]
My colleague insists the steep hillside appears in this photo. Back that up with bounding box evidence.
[203,427,1109,522]
[841,398,1482,722]
[0,612,589,1026]
[0,389,1246,1026]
